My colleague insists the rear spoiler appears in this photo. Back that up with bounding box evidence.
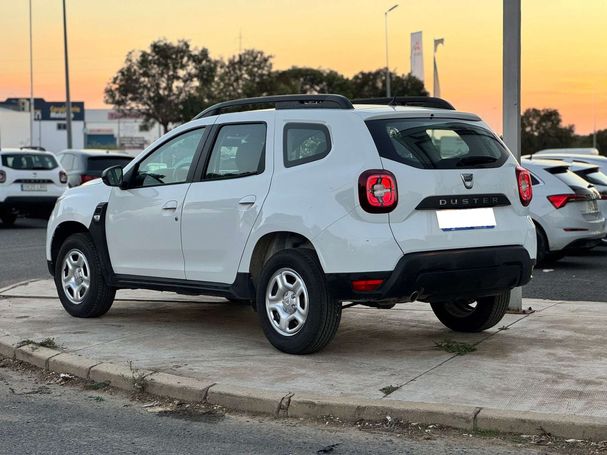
[352,96,455,110]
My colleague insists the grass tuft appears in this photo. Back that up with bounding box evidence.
[434,339,476,355]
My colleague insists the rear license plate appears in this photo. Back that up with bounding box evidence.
[436,207,496,231]
[21,184,47,192]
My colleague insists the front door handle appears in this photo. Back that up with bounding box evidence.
[238,195,256,206]
[162,200,178,210]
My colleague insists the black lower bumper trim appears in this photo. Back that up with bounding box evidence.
[326,246,534,303]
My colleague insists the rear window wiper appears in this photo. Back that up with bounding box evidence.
[455,156,498,167]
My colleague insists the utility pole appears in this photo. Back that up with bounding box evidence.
[29,0,34,146]
[503,0,524,312]
[62,0,73,149]
[384,4,399,98]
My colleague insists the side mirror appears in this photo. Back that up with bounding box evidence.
[101,165,123,187]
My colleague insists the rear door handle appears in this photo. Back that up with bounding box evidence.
[238,195,256,206]
[162,200,178,210]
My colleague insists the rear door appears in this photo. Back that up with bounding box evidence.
[365,116,528,254]
[181,114,273,284]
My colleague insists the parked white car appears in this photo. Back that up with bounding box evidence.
[46,95,536,354]
[0,149,68,225]
[522,158,605,263]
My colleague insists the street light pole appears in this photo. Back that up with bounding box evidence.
[62,0,73,149]
[384,4,399,98]
[28,0,34,146]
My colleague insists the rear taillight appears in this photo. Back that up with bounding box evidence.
[80,174,96,184]
[0,170,5,184]
[59,170,68,184]
[358,170,398,213]
[547,194,587,209]
[601,192,607,201]
[515,166,533,207]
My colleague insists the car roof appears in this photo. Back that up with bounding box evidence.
[351,104,482,121]
[569,162,600,172]
[58,149,131,157]
[521,158,571,170]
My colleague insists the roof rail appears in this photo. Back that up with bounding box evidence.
[194,94,354,119]
[351,96,455,110]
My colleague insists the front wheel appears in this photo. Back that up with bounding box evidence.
[55,233,116,318]
[256,249,341,354]
[430,291,510,332]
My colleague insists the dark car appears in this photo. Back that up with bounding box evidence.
[56,149,134,187]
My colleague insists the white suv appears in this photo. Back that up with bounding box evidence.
[46,95,536,354]
[1,149,68,225]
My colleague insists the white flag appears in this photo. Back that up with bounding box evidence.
[410,31,424,83]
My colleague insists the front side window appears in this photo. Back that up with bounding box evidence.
[133,128,204,188]
[284,123,331,167]
[205,123,266,179]
[1,153,58,170]
[366,119,509,169]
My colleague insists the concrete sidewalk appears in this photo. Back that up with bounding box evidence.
[1,279,606,441]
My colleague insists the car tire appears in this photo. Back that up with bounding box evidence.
[1,213,17,226]
[256,249,341,354]
[54,233,116,318]
[535,224,549,265]
[430,291,510,332]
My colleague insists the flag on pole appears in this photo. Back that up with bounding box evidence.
[410,31,424,83]
[433,38,444,98]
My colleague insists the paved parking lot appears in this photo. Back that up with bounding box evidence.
[0,219,605,302]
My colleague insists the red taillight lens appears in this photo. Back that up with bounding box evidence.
[0,170,5,184]
[352,279,384,292]
[547,194,586,209]
[358,170,398,213]
[80,174,96,184]
[515,166,533,207]
[59,170,68,184]
[601,192,607,201]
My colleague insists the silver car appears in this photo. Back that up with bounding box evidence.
[522,158,606,263]
[529,152,607,175]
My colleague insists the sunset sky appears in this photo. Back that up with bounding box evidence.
[1,0,605,134]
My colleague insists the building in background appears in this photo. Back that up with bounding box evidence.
[85,110,160,152]
[0,97,85,151]
[0,98,160,153]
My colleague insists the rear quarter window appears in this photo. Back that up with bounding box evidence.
[366,119,509,169]
[284,123,331,167]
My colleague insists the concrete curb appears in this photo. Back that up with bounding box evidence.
[0,336,606,442]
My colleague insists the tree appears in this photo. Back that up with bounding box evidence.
[213,49,276,100]
[521,108,575,155]
[350,69,428,98]
[104,39,217,133]
[274,67,354,97]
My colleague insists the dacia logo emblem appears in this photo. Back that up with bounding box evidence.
[461,173,474,189]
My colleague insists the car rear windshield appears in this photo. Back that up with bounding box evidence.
[547,166,592,190]
[366,119,509,169]
[1,153,58,170]
[86,156,133,173]
[576,169,607,186]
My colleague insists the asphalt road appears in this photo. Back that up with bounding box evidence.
[0,363,561,455]
[0,218,49,289]
[1,218,605,302]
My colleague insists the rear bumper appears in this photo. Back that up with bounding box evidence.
[0,196,59,216]
[326,245,534,303]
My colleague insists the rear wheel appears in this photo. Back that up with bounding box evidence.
[256,249,341,354]
[55,233,116,318]
[430,291,510,332]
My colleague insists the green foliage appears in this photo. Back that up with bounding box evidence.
[521,108,575,155]
[104,39,218,133]
[106,40,429,130]
[434,339,476,355]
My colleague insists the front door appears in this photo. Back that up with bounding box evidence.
[181,118,273,283]
[106,127,206,278]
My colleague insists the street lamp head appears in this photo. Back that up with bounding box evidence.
[386,4,399,13]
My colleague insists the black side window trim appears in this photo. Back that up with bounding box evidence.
[126,126,208,189]
[199,121,268,182]
[283,123,332,168]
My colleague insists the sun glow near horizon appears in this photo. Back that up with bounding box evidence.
[1,0,606,134]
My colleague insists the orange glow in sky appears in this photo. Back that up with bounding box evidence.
[1,0,606,134]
